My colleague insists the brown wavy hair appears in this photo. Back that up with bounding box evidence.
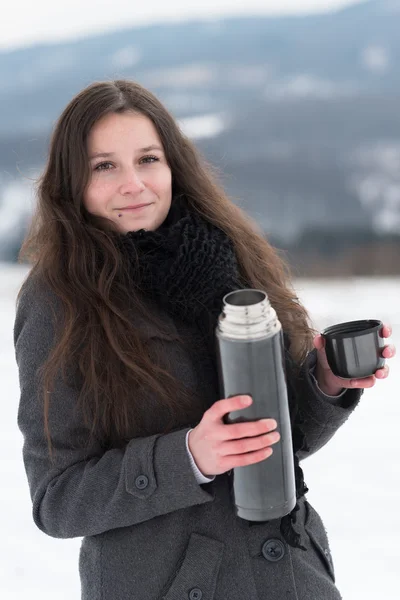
[17,80,315,461]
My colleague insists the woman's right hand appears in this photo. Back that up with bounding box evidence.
[187,395,280,477]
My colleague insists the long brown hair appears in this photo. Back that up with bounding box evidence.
[17,80,315,462]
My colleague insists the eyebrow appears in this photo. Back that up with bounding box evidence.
[89,145,164,160]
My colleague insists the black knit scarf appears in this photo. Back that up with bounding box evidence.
[117,195,309,551]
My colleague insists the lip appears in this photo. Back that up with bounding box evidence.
[116,203,153,211]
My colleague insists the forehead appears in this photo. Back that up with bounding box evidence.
[87,112,161,149]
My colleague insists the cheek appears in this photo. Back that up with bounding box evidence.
[154,168,172,196]
[84,180,110,210]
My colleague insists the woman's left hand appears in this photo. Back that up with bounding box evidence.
[313,324,396,395]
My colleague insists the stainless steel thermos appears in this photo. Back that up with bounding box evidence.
[215,289,296,522]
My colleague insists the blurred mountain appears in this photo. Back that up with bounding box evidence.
[1,0,400,272]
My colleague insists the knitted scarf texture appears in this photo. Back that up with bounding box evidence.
[117,195,309,551]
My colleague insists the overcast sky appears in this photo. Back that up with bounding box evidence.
[1,0,364,51]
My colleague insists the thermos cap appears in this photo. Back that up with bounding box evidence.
[321,319,385,378]
[217,289,281,340]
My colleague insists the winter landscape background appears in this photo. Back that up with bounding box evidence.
[1,0,400,274]
[1,264,399,599]
[1,0,400,597]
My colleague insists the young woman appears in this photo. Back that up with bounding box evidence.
[14,80,395,600]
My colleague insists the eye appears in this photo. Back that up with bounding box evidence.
[140,155,160,164]
[94,161,114,171]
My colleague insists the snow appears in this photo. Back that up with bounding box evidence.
[361,45,391,73]
[264,74,357,101]
[349,142,400,234]
[2,264,399,598]
[178,113,228,140]
[109,46,142,69]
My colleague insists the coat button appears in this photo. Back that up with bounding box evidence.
[135,475,149,489]
[188,588,203,600]
[262,539,286,562]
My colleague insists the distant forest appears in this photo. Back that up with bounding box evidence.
[272,230,400,277]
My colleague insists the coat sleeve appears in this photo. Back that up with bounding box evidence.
[293,348,363,461]
[14,277,214,540]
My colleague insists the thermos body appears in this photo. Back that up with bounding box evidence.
[215,289,296,522]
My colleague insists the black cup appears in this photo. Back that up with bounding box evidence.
[321,319,386,379]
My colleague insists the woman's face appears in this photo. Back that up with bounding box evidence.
[84,111,172,234]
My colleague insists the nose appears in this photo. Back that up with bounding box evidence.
[119,169,145,195]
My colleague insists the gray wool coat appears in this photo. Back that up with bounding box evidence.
[14,275,363,600]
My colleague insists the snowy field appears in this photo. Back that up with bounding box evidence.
[1,263,399,599]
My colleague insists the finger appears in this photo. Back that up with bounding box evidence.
[380,324,392,338]
[313,334,325,351]
[224,418,278,441]
[382,344,396,359]
[212,395,252,422]
[375,365,390,379]
[223,430,281,456]
[348,376,376,389]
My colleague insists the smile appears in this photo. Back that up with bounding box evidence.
[117,203,153,212]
